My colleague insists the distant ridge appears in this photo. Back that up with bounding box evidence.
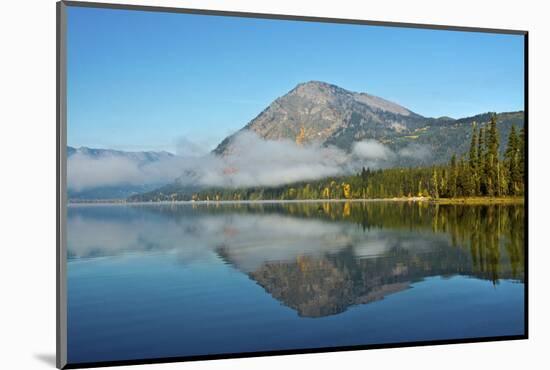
[67,146,175,201]
[68,146,174,162]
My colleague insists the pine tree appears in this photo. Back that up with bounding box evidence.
[431,168,439,199]
[499,162,509,196]
[449,154,458,198]
[518,126,526,189]
[505,125,522,195]
[461,157,475,196]
[486,115,500,196]
[469,124,480,194]
[469,123,478,169]
[439,168,448,198]
[478,126,487,195]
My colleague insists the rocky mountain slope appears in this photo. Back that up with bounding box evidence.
[214,81,524,166]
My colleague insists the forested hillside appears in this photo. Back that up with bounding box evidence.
[129,116,525,202]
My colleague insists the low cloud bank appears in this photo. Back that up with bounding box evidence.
[67,131,431,191]
[352,140,395,161]
[68,153,193,191]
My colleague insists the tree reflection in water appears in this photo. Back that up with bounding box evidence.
[68,201,524,318]
[208,202,525,317]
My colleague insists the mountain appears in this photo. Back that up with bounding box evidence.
[67,146,174,163]
[67,146,175,201]
[214,81,524,165]
[128,81,524,201]
[72,81,524,201]
[214,81,422,154]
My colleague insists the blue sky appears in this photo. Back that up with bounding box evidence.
[67,6,524,153]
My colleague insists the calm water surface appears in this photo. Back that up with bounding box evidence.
[67,201,525,364]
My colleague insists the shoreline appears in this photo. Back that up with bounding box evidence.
[68,196,524,206]
[429,197,524,205]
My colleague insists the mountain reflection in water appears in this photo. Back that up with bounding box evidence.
[68,201,524,318]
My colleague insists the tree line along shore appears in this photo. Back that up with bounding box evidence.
[129,115,524,204]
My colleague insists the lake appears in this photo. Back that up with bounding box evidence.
[67,201,525,364]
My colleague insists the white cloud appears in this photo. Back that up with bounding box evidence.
[398,143,431,160]
[68,154,143,190]
[190,131,350,188]
[174,137,207,157]
[68,131,433,191]
[352,140,395,161]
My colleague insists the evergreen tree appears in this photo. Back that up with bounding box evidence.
[505,125,522,195]
[439,168,448,198]
[478,126,487,195]
[449,154,458,198]
[499,162,509,196]
[469,123,478,169]
[518,126,526,186]
[461,157,475,196]
[485,115,500,196]
[469,124,480,194]
[431,168,439,199]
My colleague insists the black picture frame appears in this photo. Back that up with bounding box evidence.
[56,1,529,368]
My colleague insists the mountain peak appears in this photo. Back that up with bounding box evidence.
[213,82,525,160]
[353,92,412,117]
[213,81,423,155]
[293,80,343,91]
[289,81,412,116]
[290,80,349,98]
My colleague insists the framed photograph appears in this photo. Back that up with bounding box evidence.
[57,1,528,368]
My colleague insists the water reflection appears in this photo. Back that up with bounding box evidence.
[68,201,524,317]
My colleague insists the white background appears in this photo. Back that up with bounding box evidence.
[1,0,548,369]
